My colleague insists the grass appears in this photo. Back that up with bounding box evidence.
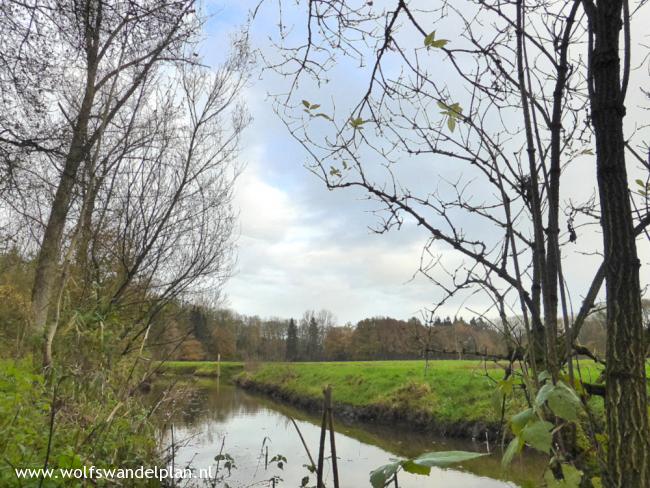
[158,360,243,381]
[162,359,638,426]
[239,360,513,424]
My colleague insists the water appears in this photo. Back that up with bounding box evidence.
[155,380,545,488]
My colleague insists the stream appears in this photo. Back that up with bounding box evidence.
[155,379,546,488]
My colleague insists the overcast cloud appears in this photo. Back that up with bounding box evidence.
[201,1,650,325]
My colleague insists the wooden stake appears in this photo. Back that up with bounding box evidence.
[317,388,328,488]
[326,386,340,488]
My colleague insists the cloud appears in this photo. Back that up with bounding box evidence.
[234,146,299,242]
[212,0,650,325]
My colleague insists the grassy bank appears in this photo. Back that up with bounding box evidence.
[236,360,509,426]
[158,360,243,381]
[233,360,614,439]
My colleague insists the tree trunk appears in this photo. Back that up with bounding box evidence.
[32,20,99,369]
[590,2,650,486]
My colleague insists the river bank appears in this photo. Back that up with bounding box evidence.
[231,360,519,441]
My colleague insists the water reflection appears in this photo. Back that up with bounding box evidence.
[155,380,545,488]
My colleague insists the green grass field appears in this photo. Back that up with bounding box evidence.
[162,359,613,425]
[157,360,244,380]
[240,360,516,423]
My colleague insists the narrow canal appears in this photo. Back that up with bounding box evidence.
[157,380,545,487]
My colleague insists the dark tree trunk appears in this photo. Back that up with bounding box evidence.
[590,1,650,486]
[31,2,100,369]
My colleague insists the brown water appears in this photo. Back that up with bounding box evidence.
[156,380,546,488]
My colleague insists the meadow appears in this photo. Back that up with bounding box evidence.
[163,359,609,426]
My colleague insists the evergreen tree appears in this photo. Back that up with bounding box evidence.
[306,316,320,360]
[286,318,298,361]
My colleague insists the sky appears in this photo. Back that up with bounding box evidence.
[199,0,650,325]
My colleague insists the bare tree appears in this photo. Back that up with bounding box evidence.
[264,0,650,483]
[0,0,201,367]
[0,1,253,371]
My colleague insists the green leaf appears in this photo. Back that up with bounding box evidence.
[329,166,342,177]
[520,420,554,454]
[497,375,515,395]
[314,112,333,121]
[437,100,462,132]
[401,460,431,476]
[302,100,311,109]
[448,102,462,115]
[502,436,523,468]
[424,31,449,49]
[510,408,535,436]
[412,450,487,467]
[538,370,552,383]
[547,382,581,422]
[301,476,310,487]
[636,179,645,187]
[370,461,400,488]
[544,464,583,488]
[350,117,365,128]
[310,104,321,110]
[535,383,555,408]
[491,388,504,413]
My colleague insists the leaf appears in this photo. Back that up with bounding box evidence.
[301,476,310,487]
[510,408,535,436]
[561,465,583,487]
[302,100,311,109]
[314,112,333,121]
[534,383,555,408]
[538,370,552,383]
[491,388,504,413]
[544,464,583,488]
[547,382,581,422]
[401,460,431,476]
[329,166,342,177]
[424,31,449,49]
[520,420,554,454]
[370,461,400,488]
[636,179,645,187]
[502,436,523,468]
[411,450,487,467]
[498,375,515,395]
[448,102,462,115]
[437,100,462,132]
[350,117,365,128]
[310,104,321,110]
[371,450,486,487]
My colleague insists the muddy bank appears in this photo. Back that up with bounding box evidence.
[235,375,504,442]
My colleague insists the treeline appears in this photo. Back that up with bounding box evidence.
[150,304,509,362]
[1,249,636,365]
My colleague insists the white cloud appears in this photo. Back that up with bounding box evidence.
[234,148,299,242]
